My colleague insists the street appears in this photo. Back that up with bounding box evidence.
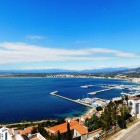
[119,123,140,140]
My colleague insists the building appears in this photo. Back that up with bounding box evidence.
[0,126,46,140]
[46,120,88,140]
[20,126,37,135]
[92,100,107,107]
[0,127,12,140]
[128,96,140,118]
[29,133,46,140]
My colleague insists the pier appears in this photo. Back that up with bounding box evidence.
[88,87,114,95]
[50,92,94,108]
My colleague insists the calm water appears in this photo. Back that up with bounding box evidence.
[0,77,138,123]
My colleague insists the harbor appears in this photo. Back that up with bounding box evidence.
[50,83,140,110]
[87,84,140,95]
[0,77,139,123]
[88,87,114,95]
[50,91,109,109]
[50,91,94,108]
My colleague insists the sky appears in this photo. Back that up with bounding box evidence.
[0,0,140,70]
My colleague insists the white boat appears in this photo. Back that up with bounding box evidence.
[80,85,89,88]
[80,85,94,88]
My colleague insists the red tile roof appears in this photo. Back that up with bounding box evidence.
[71,124,88,135]
[21,126,37,134]
[46,121,78,134]
[46,121,88,135]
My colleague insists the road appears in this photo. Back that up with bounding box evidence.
[119,122,140,140]
[109,120,140,140]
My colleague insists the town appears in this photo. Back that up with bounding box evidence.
[1,83,140,140]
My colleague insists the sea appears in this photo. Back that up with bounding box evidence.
[0,77,139,123]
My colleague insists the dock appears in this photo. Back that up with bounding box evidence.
[80,85,94,88]
[88,87,114,95]
[50,92,94,108]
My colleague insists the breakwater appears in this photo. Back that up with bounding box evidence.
[50,92,94,108]
[88,87,114,95]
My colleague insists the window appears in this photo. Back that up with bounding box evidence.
[135,103,139,114]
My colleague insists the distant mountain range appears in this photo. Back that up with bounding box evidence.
[0,67,131,74]
[122,67,140,74]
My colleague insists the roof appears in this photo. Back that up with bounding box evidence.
[46,121,88,135]
[12,134,25,140]
[71,124,88,135]
[8,129,12,135]
[29,133,46,140]
[21,126,37,135]
[46,121,78,134]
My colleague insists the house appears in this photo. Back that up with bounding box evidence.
[0,126,46,140]
[128,96,140,118]
[46,120,88,140]
[0,126,30,140]
[20,126,37,135]
[29,133,46,140]
[12,134,29,140]
[0,127,12,140]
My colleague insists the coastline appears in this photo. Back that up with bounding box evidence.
[0,76,139,124]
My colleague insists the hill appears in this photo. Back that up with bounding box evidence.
[0,67,129,74]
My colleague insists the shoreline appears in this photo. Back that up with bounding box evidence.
[0,77,139,125]
[0,119,57,127]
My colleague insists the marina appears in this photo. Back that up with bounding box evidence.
[50,91,94,108]
[87,84,140,95]
[0,77,139,123]
[50,83,140,110]
[88,87,114,95]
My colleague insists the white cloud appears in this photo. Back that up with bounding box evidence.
[0,42,139,65]
[26,35,46,40]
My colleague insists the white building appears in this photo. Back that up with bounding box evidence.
[0,127,13,140]
[29,133,46,140]
[128,96,140,118]
[0,127,46,140]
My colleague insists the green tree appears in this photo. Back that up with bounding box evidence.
[96,106,103,111]
[100,101,118,137]
[38,124,49,138]
[124,95,129,106]
[50,135,58,140]
[57,130,61,140]
[117,115,126,129]
[120,105,131,120]
[66,123,72,140]
[31,127,38,134]
[85,114,101,132]
[110,101,118,128]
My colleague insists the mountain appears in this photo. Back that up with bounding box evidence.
[122,67,140,74]
[81,67,129,73]
[0,69,77,74]
[0,67,129,74]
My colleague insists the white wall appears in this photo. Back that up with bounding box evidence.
[0,127,12,140]
[73,129,81,138]
[129,99,140,117]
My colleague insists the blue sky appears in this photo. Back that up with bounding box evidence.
[0,0,140,70]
